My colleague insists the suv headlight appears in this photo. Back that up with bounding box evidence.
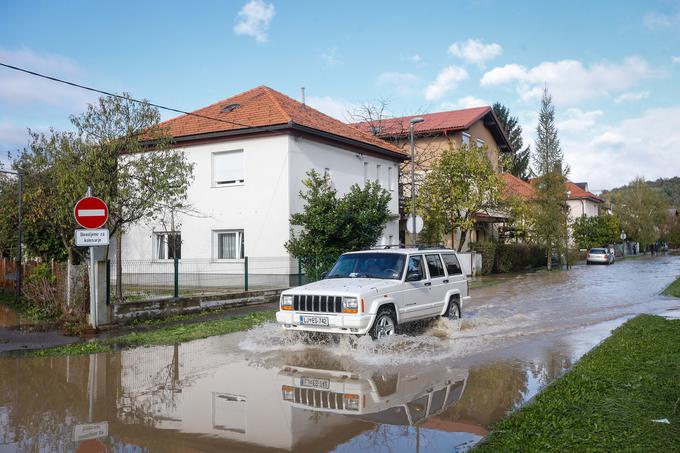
[342,297,359,314]
[282,385,295,401]
[343,394,360,410]
[281,295,294,311]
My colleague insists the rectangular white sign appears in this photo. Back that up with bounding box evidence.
[78,209,106,217]
[75,229,109,246]
[73,421,108,442]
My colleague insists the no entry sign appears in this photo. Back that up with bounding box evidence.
[74,196,109,229]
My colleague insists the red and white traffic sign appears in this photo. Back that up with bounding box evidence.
[74,196,109,229]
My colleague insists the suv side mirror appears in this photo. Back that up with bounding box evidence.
[406,271,421,282]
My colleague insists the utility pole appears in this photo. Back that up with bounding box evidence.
[0,169,22,301]
[409,117,424,246]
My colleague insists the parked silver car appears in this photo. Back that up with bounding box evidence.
[586,248,614,265]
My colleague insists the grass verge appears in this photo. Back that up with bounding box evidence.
[662,275,680,298]
[474,315,680,452]
[28,310,276,357]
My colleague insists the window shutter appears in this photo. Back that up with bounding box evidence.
[214,151,244,185]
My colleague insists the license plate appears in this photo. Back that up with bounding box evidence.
[300,315,329,326]
[300,377,330,389]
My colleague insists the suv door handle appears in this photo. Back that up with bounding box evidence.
[443,279,449,283]
[424,282,431,286]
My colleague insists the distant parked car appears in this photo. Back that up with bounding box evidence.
[587,248,614,265]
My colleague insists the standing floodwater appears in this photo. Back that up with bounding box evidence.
[1,256,679,452]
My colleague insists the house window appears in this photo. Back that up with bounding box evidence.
[213,150,244,186]
[363,161,369,183]
[462,132,471,146]
[215,230,245,260]
[387,167,394,191]
[476,138,486,147]
[376,164,382,185]
[155,232,181,260]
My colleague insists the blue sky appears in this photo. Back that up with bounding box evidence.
[1,0,680,190]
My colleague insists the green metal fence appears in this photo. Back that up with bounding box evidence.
[107,254,343,303]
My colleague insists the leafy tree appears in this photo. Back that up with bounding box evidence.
[493,102,532,180]
[606,177,666,248]
[531,88,568,270]
[572,214,621,250]
[417,143,502,251]
[285,170,391,280]
[70,94,195,299]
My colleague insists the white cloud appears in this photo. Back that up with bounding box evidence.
[0,122,31,150]
[449,39,502,67]
[563,107,680,190]
[376,72,419,95]
[0,48,95,108]
[480,56,651,106]
[439,95,488,110]
[614,90,650,103]
[306,96,354,121]
[644,4,680,30]
[557,108,603,132]
[321,47,341,66]
[424,65,468,101]
[672,56,680,64]
[409,54,422,63]
[234,0,275,43]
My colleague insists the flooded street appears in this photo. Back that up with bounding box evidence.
[2,256,680,452]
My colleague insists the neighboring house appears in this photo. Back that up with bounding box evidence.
[353,106,513,248]
[121,86,406,286]
[565,181,605,220]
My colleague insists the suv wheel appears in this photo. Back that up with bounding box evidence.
[445,298,461,320]
[370,308,398,340]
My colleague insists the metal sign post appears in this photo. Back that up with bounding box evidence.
[75,188,109,329]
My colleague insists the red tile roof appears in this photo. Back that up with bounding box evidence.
[565,181,604,202]
[352,106,492,136]
[501,173,536,200]
[528,178,604,203]
[154,86,405,156]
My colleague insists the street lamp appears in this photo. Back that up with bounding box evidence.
[409,117,424,246]
[0,169,22,301]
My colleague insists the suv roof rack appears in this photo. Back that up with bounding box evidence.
[415,244,452,250]
[369,244,405,250]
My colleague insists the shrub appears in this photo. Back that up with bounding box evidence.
[470,241,497,275]
[22,263,61,320]
[495,243,546,273]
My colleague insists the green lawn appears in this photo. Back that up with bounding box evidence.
[475,315,680,452]
[29,310,276,357]
[662,275,680,298]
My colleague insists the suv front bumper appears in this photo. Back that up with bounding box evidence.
[276,311,374,335]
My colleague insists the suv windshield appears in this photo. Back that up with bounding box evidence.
[326,253,406,280]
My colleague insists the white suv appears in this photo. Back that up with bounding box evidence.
[276,248,470,339]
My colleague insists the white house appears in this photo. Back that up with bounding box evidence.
[565,181,604,221]
[120,86,406,286]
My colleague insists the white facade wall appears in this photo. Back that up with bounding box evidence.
[288,136,400,246]
[122,133,401,267]
[567,198,600,221]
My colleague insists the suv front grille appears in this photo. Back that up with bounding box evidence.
[294,387,345,410]
[293,295,342,313]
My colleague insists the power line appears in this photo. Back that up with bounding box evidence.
[0,62,254,129]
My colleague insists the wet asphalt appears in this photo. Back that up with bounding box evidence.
[1,255,679,452]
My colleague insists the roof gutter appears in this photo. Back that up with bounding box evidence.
[144,122,407,161]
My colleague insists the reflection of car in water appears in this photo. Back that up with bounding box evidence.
[278,365,468,426]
